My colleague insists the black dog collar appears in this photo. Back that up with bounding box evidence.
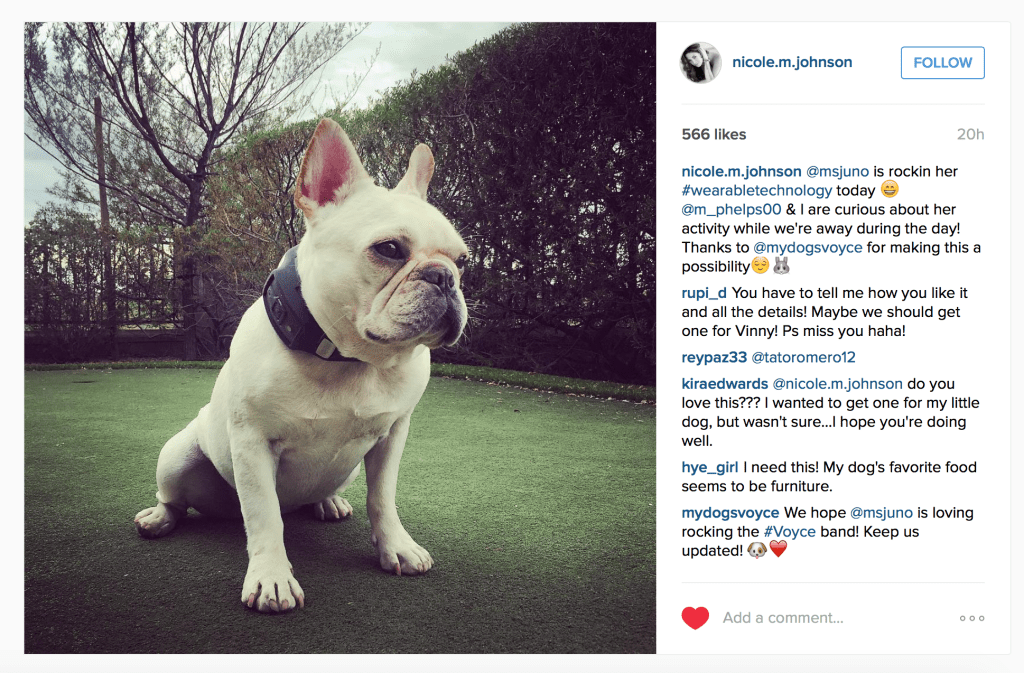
[262,246,359,362]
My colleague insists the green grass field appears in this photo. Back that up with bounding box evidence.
[24,368,655,654]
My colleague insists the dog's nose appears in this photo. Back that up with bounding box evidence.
[420,265,455,289]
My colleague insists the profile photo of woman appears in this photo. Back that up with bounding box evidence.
[680,42,722,83]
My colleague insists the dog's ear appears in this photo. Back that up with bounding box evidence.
[394,144,434,200]
[295,118,371,219]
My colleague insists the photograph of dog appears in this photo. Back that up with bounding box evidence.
[134,119,467,611]
[24,22,654,655]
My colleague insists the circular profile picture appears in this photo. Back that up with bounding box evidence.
[680,42,722,83]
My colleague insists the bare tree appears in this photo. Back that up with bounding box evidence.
[26,22,374,359]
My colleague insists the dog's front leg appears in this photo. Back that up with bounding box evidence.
[364,413,433,576]
[230,422,303,612]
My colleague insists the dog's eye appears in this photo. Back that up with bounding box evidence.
[373,241,405,261]
[455,255,467,271]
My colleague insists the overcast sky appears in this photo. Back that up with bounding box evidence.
[22,22,514,227]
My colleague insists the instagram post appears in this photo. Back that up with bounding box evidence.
[11,5,1024,672]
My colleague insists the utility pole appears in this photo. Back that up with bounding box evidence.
[94,96,118,358]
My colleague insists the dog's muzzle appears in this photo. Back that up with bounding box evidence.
[412,264,465,347]
[368,263,466,347]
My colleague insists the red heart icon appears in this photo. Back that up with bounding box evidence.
[770,540,787,557]
[682,606,709,630]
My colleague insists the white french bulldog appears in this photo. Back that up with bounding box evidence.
[134,118,468,613]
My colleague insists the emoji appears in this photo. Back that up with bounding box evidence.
[881,180,899,197]
[747,541,767,559]
[770,540,787,557]
[773,256,789,275]
[752,256,769,274]
[682,606,710,630]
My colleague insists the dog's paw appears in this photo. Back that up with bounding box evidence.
[372,530,434,576]
[312,494,353,521]
[241,557,304,613]
[134,504,182,539]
